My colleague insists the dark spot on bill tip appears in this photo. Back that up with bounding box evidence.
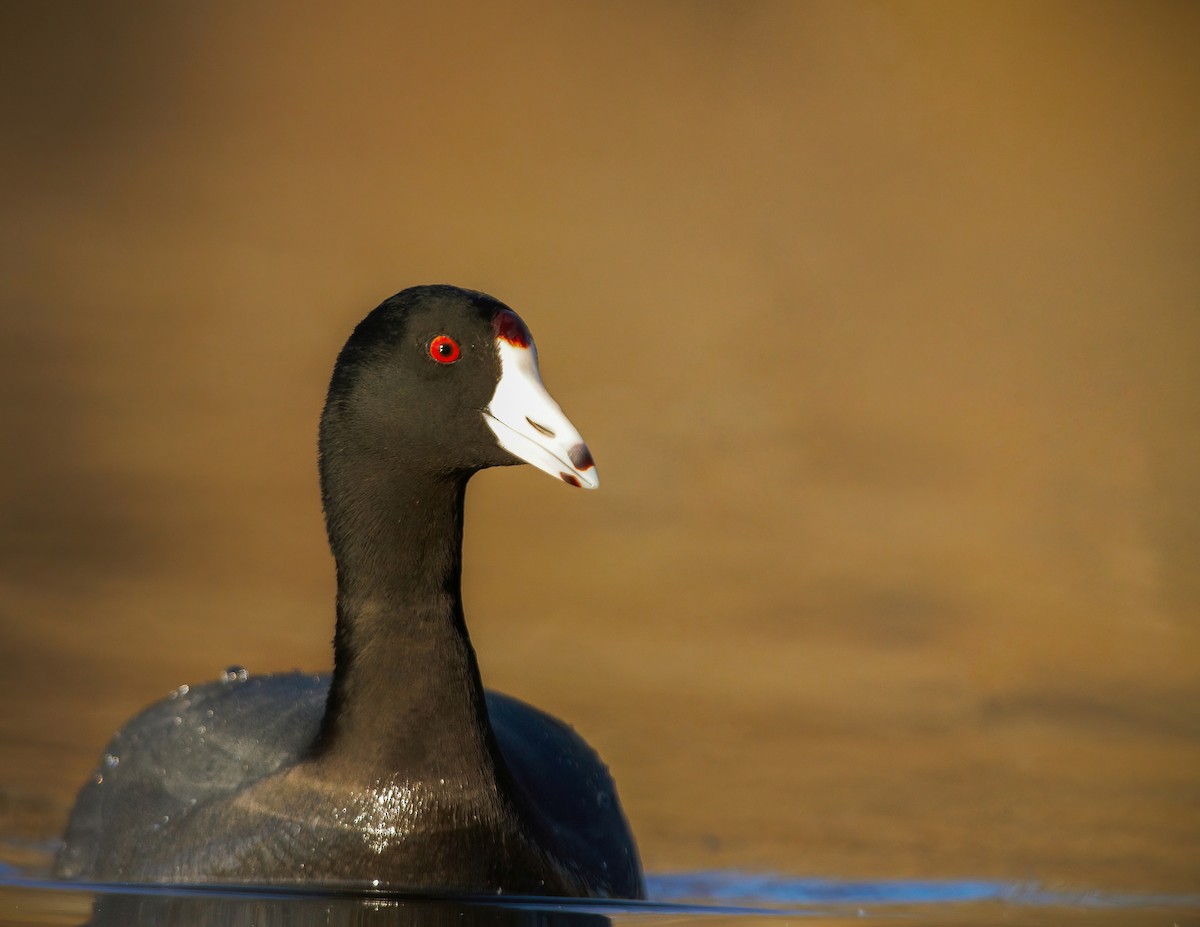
[568,443,595,471]
[493,310,532,348]
[560,473,582,487]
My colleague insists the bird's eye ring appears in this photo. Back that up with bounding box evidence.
[428,335,461,364]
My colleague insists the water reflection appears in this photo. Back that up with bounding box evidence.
[648,871,1200,910]
[2,862,1199,927]
[83,888,615,927]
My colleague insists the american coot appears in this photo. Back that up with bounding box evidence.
[54,285,644,899]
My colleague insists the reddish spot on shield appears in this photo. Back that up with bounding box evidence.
[493,310,532,348]
[560,472,582,488]
[568,443,595,471]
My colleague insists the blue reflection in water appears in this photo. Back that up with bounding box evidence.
[3,855,1199,921]
[647,870,1200,910]
[651,870,1012,904]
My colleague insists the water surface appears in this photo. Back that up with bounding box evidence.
[3,856,1198,927]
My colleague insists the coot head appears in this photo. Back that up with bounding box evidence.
[319,284,598,492]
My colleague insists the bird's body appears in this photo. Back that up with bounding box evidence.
[54,285,643,898]
[56,674,640,896]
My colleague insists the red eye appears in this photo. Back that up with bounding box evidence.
[428,335,461,364]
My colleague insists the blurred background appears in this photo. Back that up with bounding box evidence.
[0,0,1197,895]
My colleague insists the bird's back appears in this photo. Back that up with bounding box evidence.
[55,671,642,898]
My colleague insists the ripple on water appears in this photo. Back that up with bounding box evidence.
[2,851,1198,927]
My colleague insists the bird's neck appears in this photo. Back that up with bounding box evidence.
[312,468,499,783]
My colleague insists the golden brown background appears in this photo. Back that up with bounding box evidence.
[1,1,1197,895]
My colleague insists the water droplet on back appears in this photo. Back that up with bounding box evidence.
[221,666,249,683]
